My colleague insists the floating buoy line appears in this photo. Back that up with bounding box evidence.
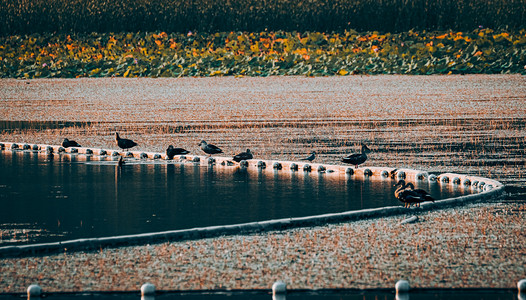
[0,141,505,256]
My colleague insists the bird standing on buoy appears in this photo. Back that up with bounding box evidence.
[62,138,81,148]
[342,143,371,168]
[394,180,435,208]
[199,140,223,156]
[300,151,316,162]
[115,132,138,151]
[166,145,190,159]
[233,149,253,162]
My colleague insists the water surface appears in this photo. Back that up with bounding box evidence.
[0,150,472,245]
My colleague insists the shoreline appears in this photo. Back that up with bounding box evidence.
[1,201,524,293]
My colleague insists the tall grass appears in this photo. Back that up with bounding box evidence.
[0,0,524,35]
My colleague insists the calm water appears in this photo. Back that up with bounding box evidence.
[0,150,473,245]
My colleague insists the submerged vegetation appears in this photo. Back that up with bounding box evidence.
[1,29,525,78]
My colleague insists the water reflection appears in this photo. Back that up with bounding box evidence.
[0,150,475,245]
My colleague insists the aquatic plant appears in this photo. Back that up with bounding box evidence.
[1,29,525,78]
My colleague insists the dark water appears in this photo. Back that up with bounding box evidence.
[0,290,518,300]
[0,150,475,246]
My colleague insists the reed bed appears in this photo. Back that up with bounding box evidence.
[0,0,525,35]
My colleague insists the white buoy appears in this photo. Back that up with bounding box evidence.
[518,279,526,293]
[395,280,410,294]
[416,173,426,180]
[27,284,42,298]
[272,280,287,295]
[141,283,155,296]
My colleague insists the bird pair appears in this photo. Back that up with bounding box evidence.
[298,143,371,168]
[199,140,253,162]
[394,180,435,208]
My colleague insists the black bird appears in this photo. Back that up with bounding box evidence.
[342,143,371,168]
[115,132,138,151]
[199,140,223,156]
[166,145,190,159]
[62,138,81,148]
[394,180,435,208]
[233,149,253,162]
[300,151,316,162]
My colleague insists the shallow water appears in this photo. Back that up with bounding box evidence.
[0,150,473,245]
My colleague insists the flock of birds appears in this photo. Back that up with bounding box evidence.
[61,133,435,208]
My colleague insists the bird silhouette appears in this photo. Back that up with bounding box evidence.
[233,149,253,162]
[342,143,371,168]
[115,132,138,151]
[62,138,81,148]
[199,140,223,156]
[394,180,435,208]
[300,151,316,162]
[166,145,190,159]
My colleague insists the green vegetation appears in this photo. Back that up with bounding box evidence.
[1,29,525,78]
[0,0,524,34]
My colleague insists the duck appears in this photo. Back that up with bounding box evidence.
[233,149,253,162]
[300,151,316,162]
[62,138,81,148]
[199,140,223,156]
[341,143,371,168]
[394,180,435,208]
[115,132,138,151]
[166,145,190,159]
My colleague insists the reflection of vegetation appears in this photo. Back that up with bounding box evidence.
[0,0,524,34]
[1,29,525,78]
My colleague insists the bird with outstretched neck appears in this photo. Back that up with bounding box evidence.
[342,143,371,168]
[394,180,435,208]
[115,132,138,151]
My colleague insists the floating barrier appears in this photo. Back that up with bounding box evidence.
[0,141,505,257]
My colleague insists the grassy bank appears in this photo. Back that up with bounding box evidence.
[0,0,524,34]
[1,29,525,78]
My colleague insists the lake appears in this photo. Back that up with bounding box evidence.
[0,75,525,245]
[0,149,474,245]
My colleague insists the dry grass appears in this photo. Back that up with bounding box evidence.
[0,203,524,292]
